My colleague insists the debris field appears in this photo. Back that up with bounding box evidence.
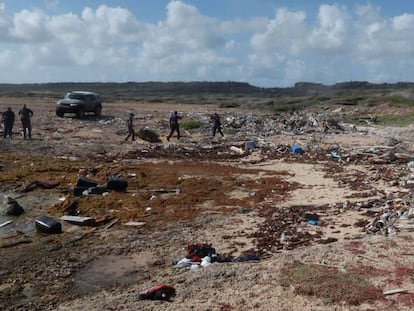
[0,98,414,310]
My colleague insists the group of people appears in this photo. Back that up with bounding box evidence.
[3,104,223,142]
[125,111,224,142]
[2,105,33,139]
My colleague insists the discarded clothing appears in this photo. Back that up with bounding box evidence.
[139,284,176,301]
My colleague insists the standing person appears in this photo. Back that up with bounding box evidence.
[2,107,15,139]
[125,113,135,141]
[18,104,34,139]
[167,111,182,141]
[211,113,224,137]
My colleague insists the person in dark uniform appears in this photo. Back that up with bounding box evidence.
[211,113,224,137]
[125,113,135,141]
[18,104,34,139]
[167,111,182,141]
[2,107,15,138]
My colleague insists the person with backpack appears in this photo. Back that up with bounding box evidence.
[18,104,34,139]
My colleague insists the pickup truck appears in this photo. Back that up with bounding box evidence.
[56,91,102,118]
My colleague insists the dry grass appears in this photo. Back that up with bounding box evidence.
[279,261,383,305]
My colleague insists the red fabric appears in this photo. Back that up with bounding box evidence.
[191,256,201,262]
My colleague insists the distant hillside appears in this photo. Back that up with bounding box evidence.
[0,81,262,100]
[0,81,413,101]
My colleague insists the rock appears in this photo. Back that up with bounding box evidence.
[5,197,25,216]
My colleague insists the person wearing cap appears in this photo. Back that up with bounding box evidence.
[18,104,34,139]
[125,112,135,141]
[2,107,15,138]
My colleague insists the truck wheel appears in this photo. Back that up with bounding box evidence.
[95,105,102,116]
[77,108,85,118]
[56,111,64,117]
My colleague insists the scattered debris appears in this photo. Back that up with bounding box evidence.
[1,238,32,248]
[35,215,62,234]
[20,179,60,192]
[291,145,304,155]
[138,128,162,143]
[0,220,13,228]
[139,284,176,301]
[124,221,145,227]
[383,289,409,296]
[93,214,114,226]
[106,176,128,191]
[76,176,99,188]
[104,218,119,229]
[153,188,180,194]
[60,215,95,226]
[5,197,24,216]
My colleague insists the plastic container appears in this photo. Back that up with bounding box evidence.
[106,176,128,191]
[35,215,62,234]
[71,187,89,196]
[76,176,98,188]
[245,140,256,151]
[291,145,304,155]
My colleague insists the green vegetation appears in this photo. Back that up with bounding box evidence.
[376,113,414,126]
[343,111,414,127]
[180,119,203,130]
[279,261,383,305]
[385,95,414,107]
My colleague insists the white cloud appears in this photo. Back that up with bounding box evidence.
[160,0,225,50]
[392,13,414,31]
[81,5,145,46]
[48,13,84,43]
[220,17,269,34]
[251,8,307,54]
[0,1,414,86]
[9,9,50,41]
[356,5,414,58]
[308,4,348,51]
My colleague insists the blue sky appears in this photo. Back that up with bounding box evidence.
[1,1,414,87]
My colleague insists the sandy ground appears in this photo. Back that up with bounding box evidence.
[0,97,414,310]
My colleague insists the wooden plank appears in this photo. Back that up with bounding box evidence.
[357,254,380,262]
[105,218,119,230]
[124,221,146,227]
[60,215,94,226]
[383,289,409,295]
[1,238,32,248]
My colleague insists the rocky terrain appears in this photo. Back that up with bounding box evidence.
[0,95,414,310]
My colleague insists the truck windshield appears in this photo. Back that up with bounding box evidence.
[67,93,85,100]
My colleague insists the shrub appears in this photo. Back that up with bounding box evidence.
[180,119,203,130]
[218,102,240,108]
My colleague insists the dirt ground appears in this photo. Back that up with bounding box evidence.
[0,97,414,311]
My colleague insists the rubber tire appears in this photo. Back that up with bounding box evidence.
[95,104,102,116]
[56,111,64,117]
[77,107,85,118]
